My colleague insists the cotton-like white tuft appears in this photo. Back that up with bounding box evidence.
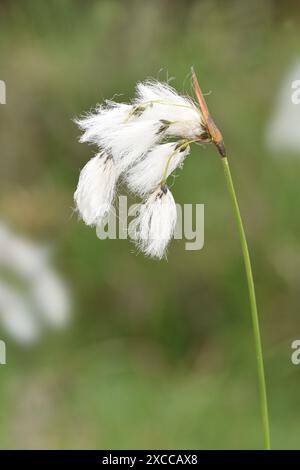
[74,152,116,226]
[136,80,194,108]
[76,101,170,174]
[75,101,132,146]
[132,185,177,259]
[126,142,190,196]
[74,77,209,257]
[97,119,168,174]
[134,80,205,140]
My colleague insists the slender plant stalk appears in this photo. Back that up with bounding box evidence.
[221,156,271,450]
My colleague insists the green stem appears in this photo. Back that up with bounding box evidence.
[222,156,271,450]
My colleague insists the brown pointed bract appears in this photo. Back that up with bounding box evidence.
[191,67,226,158]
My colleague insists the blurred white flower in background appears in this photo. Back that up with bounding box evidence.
[0,223,71,344]
[0,283,40,343]
[266,60,300,153]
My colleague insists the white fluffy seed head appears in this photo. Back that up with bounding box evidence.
[75,101,132,147]
[75,80,206,178]
[136,80,196,110]
[98,119,167,174]
[74,152,116,226]
[76,102,167,174]
[134,80,205,140]
[126,142,190,196]
[74,77,207,257]
[132,185,177,259]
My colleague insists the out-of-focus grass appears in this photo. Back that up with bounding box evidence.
[0,0,300,449]
[2,341,300,449]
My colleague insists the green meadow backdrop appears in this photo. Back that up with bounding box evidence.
[0,0,300,449]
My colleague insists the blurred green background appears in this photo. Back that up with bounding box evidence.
[0,0,300,449]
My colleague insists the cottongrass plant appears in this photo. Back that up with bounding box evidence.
[74,68,271,449]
